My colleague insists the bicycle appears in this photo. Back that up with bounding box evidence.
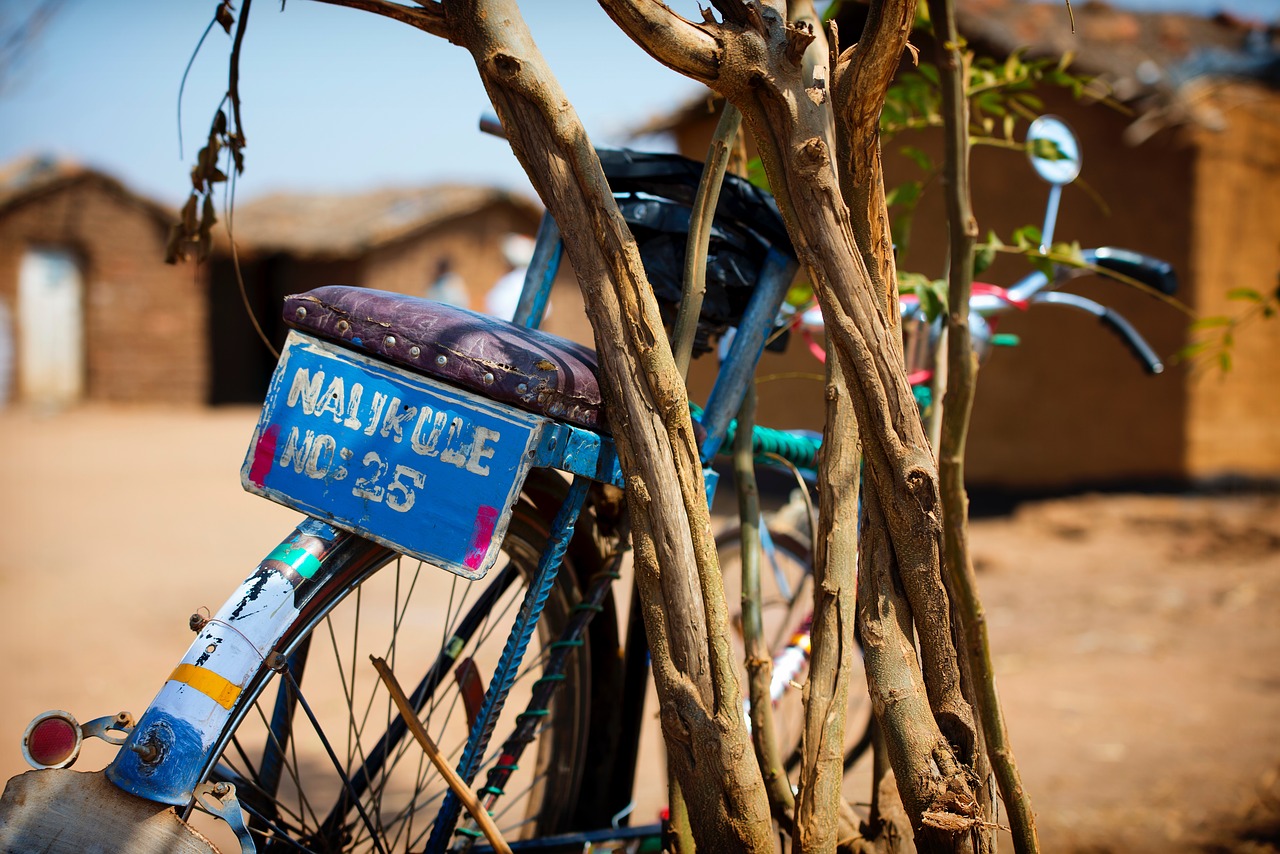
[1,116,1175,854]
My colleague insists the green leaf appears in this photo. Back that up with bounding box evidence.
[974,242,997,276]
[1174,341,1211,360]
[1011,225,1041,250]
[1218,350,1232,372]
[1189,315,1233,331]
[1226,287,1264,303]
[746,157,770,192]
[885,180,922,210]
[900,145,932,172]
[785,281,814,307]
[1029,253,1054,280]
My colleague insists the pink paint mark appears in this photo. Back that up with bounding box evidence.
[464,506,500,570]
[248,423,282,487]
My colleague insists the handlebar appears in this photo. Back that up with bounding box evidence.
[1031,292,1164,374]
[899,246,1175,375]
[1003,247,1179,306]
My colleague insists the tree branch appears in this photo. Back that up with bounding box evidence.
[832,0,917,310]
[735,383,797,828]
[609,1,981,843]
[597,0,720,82]
[926,0,1040,850]
[430,2,772,849]
[308,0,449,38]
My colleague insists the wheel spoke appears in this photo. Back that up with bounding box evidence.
[201,501,601,852]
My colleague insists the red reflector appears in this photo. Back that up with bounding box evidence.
[24,713,81,768]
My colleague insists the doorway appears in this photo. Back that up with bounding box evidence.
[18,246,85,407]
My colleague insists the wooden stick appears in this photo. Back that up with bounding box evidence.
[370,656,513,854]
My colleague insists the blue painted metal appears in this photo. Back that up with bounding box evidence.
[243,333,546,581]
[426,476,592,852]
[513,214,563,330]
[534,421,623,487]
[104,709,208,805]
[107,520,349,806]
[698,246,799,463]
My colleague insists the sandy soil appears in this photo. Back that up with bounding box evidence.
[1,405,1278,852]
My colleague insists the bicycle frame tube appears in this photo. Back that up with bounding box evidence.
[698,246,799,463]
[106,519,356,806]
[513,213,563,330]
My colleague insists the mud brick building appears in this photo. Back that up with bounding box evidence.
[0,159,541,407]
[207,185,542,402]
[0,157,209,407]
[645,1,1280,489]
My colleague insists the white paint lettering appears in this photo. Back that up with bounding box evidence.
[465,426,501,476]
[317,377,345,423]
[440,416,469,468]
[409,405,438,455]
[343,383,364,430]
[279,427,315,474]
[304,433,338,478]
[286,369,324,415]
[363,392,388,436]
[379,398,418,444]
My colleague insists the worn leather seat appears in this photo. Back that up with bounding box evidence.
[285,286,605,431]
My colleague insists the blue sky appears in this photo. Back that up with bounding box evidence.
[0,1,707,205]
[1,0,1274,208]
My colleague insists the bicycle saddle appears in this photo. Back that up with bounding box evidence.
[285,286,605,431]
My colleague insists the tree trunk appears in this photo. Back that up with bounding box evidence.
[600,1,981,847]
[418,2,775,850]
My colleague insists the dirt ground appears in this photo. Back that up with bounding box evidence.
[1,405,1278,852]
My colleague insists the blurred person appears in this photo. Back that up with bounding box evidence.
[485,233,537,321]
[426,257,468,307]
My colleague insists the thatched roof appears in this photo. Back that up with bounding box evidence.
[634,0,1279,140]
[958,0,1278,127]
[224,184,542,259]
[0,155,175,226]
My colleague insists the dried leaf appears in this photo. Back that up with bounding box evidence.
[164,222,187,265]
[181,195,199,234]
[216,1,234,35]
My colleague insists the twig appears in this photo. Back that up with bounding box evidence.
[735,382,797,826]
[928,0,1038,848]
[673,103,742,379]
[370,656,512,854]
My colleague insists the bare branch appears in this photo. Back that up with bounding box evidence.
[309,0,449,38]
[597,0,720,83]
[784,19,816,66]
[831,0,918,307]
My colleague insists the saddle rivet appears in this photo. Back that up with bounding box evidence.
[336,320,349,334]
[436,355,448,366]
[409,346,421,358]
[384,336,397,348]
[295,307,307,319]
[516,383,528,394]
[482,372,495,385]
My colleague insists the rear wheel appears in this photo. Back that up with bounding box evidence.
[207,497,604,852]
[715,524,874,787]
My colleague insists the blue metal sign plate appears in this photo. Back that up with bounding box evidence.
[243,332,543,580]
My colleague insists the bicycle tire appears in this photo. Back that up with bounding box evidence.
[714,524,874,787]
[203,487,611,852]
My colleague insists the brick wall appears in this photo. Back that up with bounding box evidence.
[667,89,1204,489]
[1185,83,1280,481]
[362,205,541,310]
[0,178,209,405]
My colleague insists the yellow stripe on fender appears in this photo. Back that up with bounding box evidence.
[169,663,242,710]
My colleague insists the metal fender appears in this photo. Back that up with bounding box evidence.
[0,768,220,854]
